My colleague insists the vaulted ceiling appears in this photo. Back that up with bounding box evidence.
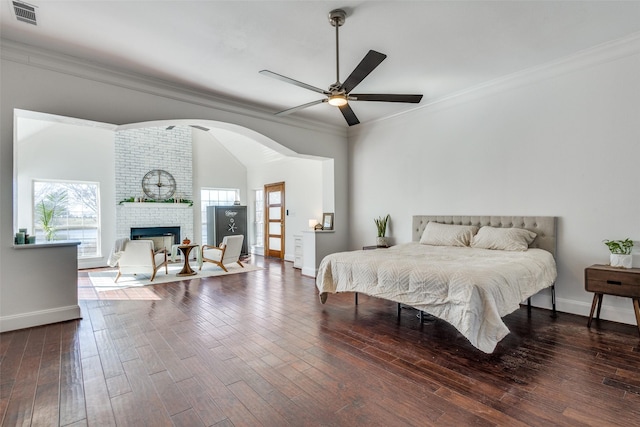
[2,1,640,128]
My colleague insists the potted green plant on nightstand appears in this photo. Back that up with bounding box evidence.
[375,214,390,247]
[604,238,634,268]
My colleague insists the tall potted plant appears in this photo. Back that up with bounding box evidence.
[374,214,390,247]
[35,191,68,241]
[604,238,634,268]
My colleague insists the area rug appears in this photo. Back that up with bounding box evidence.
[88,262,262,291]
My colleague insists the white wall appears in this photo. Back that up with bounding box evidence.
[192,128,248,245]
[248,157,325,261]
[1,41,349,331]
[15,117,116,269]
[348,37,640,325]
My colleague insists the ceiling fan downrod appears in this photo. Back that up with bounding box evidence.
[329,9,346,89]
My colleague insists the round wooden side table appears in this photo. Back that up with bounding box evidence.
[176,244,198,276]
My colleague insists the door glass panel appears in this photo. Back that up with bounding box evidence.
[268,191,281,205]
[268,222,281,235]
[268,207,281,220]
[269,237,281,251]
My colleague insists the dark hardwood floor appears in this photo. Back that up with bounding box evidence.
[1,256,640,426]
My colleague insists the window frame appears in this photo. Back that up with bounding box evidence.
[32,179,101,259]
[200,187,240,244]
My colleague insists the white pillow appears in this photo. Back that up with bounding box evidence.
[419,222,478,247]
[470,226,537,251]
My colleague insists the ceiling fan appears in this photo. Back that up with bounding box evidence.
[260,9,423,126]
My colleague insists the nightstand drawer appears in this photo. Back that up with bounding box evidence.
[585,266,640,297]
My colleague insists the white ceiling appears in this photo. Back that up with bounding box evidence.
[2,1,640,128]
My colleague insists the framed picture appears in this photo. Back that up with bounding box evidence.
[322,212,334,230]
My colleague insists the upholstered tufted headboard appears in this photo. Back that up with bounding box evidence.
[412,216,557,257]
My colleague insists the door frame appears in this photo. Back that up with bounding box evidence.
[264,182,285,258]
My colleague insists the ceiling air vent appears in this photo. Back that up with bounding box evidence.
[13,1,37,26]
[190,125,210,131]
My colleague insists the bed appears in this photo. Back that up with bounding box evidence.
[316,215,558,353]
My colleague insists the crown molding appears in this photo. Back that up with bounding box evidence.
[350,31,640,135]
[6,30,638,139]
[0,39,347,138]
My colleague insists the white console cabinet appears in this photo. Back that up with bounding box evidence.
[293,234,303,269]
[302,230,335,277]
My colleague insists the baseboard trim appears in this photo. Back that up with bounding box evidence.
[302,267,317,277]
[0,305,82,333]
[251,246,264,256]
[556,297,637,326]
[524,287,634,326]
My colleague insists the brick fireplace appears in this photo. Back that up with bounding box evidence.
[114,125,195,243]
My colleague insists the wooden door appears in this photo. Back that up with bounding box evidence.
[264,182,285,258]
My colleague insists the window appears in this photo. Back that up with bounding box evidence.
[33,180,101,258]
[200,188,239,244]
[254,189,264,247]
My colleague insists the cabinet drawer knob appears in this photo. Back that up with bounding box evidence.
[606,280,622,285]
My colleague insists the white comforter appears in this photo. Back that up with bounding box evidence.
[316,242,557,353]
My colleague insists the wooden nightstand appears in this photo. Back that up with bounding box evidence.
[585,264,640,335]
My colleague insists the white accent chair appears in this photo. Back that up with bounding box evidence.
[200,235,245,272]
[115,239,168,282]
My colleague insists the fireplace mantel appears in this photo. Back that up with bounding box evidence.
[119,202,191,208]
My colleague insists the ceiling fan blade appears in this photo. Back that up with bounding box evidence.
[259,70,329,95]
[340,50,387,94]
[339,104,360,126]
[350,94,423,103]
[274,99,327,116]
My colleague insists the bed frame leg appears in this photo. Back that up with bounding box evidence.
[526,284,558,319]
[355,292,358,305]
[397,303,401,319]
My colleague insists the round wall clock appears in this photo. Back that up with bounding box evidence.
[142,169,176,200]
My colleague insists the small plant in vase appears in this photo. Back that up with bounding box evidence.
[374,214,390,247]
[603,238,633,268]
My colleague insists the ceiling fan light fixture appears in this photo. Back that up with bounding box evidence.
[328,94,348,107]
